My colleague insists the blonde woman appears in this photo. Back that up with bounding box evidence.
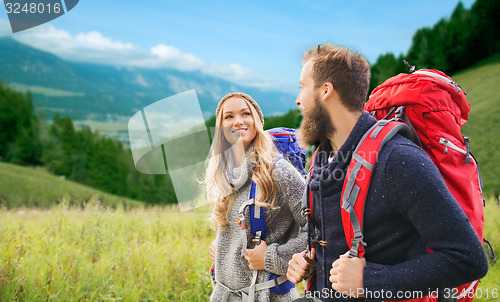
[206,92,307,301]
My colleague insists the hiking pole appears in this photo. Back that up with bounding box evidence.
[301,177,314,257]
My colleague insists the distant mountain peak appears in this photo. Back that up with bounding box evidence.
[0,38,297,122]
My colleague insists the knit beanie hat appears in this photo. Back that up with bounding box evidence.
[215,92,264,126]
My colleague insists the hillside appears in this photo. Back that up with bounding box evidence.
[0,161,143,209]
[454,53,500,196]
[0,37,297,123]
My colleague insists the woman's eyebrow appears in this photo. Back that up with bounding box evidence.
[224,108,250,114]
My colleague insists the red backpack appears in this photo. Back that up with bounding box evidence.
[364,68,486,301]
[304,67,492,301]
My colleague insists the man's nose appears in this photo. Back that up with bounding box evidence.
[295,95,301,106]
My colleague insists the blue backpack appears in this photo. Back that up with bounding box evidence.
[247,127,306,244]
[246,127,306,294]
[266,127,307,175]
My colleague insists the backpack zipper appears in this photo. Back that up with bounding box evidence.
[414,70,465,94]
[439,137,472,164]
[439,137,466,155]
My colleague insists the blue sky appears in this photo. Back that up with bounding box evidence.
[0,0,475,94]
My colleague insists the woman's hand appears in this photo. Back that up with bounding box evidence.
[209,240,216,262]
[245,240,267,270]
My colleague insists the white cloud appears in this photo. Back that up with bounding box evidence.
[74,31,134,51]
[9,25,142,66]
[2,21,294,93]
[138,44,294,91]
[150,44,205,71]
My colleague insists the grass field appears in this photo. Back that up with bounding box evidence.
[455,53,500,197]
[0,158,498,300]
[0,162,142,209]
[0,203,215,301]
[0,191,499,301]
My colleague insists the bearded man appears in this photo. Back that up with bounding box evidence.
[286,44,488,302]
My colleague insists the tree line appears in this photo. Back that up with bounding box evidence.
[370,0,500,91]
[0,80,177,205]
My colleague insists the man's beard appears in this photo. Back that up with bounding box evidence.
[297,94,335,149]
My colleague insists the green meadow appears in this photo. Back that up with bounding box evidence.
[0,161,141,209]
[456,53,500,197]
[0,203,214,301]
[0,161,499,301]
[0,197,498,301]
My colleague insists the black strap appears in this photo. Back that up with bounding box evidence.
[484,238,495,260]
[471,153,486,207]
[394,106,423,147]
[382,106,396,120]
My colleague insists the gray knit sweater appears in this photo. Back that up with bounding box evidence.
[210,153,307,302]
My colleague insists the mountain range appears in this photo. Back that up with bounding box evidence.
[0,37,297,123]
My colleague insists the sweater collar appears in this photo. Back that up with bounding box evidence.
[224,145,256,190]
[310,112,377,193]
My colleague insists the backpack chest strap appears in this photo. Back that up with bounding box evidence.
[216,274,293,301]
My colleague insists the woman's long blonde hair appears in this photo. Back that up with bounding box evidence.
[205,94,278,230]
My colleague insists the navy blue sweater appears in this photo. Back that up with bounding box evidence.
[308,112,488,301]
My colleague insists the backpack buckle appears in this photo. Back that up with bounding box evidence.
[394,106,406,119]
[238,218,247,229]
[351,235,367,247]
[254,233,261,245]
[349,235,367,258]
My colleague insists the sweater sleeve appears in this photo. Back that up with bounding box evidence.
[264,159,308,276]
[363,144,488,301]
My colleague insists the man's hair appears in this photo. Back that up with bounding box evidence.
[303,43,371,112]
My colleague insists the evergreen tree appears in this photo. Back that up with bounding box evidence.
[43,114,78,176]
[469,0,500,62]
[264,109,302,130]
[369,53,407,92]
[87,136,127,195]
[407,27,434,70]
[445,2,472,73]
[0,82,41,164]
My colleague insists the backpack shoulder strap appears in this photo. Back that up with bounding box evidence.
[342,120,410,258]
[303,148,319,293]
[243,182,296,296]
[302,148,319,251]
[248,181,267,244]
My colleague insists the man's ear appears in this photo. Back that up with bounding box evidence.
[320,82,335,102]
